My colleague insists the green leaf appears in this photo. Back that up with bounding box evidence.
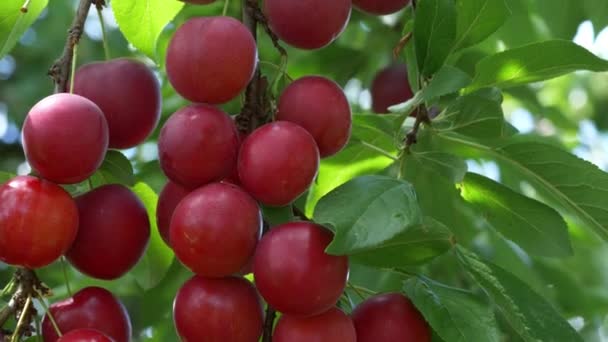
[414,0,457,76]
[0,171,14,184]
[314,175,423,255]
[583,0,608,32]
[534,0,585,40]
[453,0,510,50]
[351,217,453,267]
[262,205,294,226]
[130,182,174,290]
[439,134,608,241]
[461,173,572,257]
[93,150,135,187]
[401,133,478,242]
[465,40,608,93]
[410,151,468,183]
[306,115,398,215]
[0,0,48,59]
[352,113,400,138]
[404,277,501,342]
[457,247,584,342]
[435,92,506,139]
[112,0,184,59]
[420,66,472,102]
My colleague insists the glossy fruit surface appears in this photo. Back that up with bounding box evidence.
[277,76,351,157]
[158,104,239,188]
[41,287,132,342]
[274,307,357,342]
[354,0,410,15]
[166,16,257,104]
[57,329,115,342]
[174,276,263,341]
[371,64,414,114]
[156,181,190,246]
[0,176,78,268]
[171,182,261,277]
[238,121,319,206]
[22,93,108,184]
[264,0,351,49]
[66,184,150,280]
[73,58,161,149]
[253,222,348,316]
[352,293,431,342]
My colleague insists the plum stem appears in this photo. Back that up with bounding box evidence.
[60,257,73,297]
[48,0,94,93]
[10,295,31,342]
[0,269,51,339]
[262,305,276,342]
[96,1,111,61]
[20,0,31,13]
[69,43,79,94]
[33,287,63,338]
[222,0,230,16]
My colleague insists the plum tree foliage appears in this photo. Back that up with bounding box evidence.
[1,0,608,341]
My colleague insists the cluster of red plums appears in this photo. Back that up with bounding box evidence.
[0,0,428,340]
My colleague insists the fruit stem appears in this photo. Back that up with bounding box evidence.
[96,1,111,61]
[10,295,31,342]
[33,289,63,338]
[60,257,73,297]
[20,0,31,13]
[261,305,276,342]
[69,43,79,94]
[48,0,94,93]
[222,0,230,16]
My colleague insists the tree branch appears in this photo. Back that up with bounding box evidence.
[48,0,95,93]
[0,269,48,339]
[405,105,430,148]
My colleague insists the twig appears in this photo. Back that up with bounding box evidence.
[262,306,276,342]
[405,105,430,148]
[0,269,48,340]
[393,32,412,59]
[236,0,275,133]
[48,0,95,93]
[244,0,287,60]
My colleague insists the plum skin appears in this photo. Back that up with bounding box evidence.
[237,121,319,207]
[166,16,257,104]
[264,0,352,50]
[173,276,264,341]
[158,103,239,189]
[276,76,351,158]
[73,58,161,149]
[253,222,349,316]
[66,184,150,280]
[170,182,262,277]
[0,175,79,269]
[22,93,109,184]
[41,287,132,342]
